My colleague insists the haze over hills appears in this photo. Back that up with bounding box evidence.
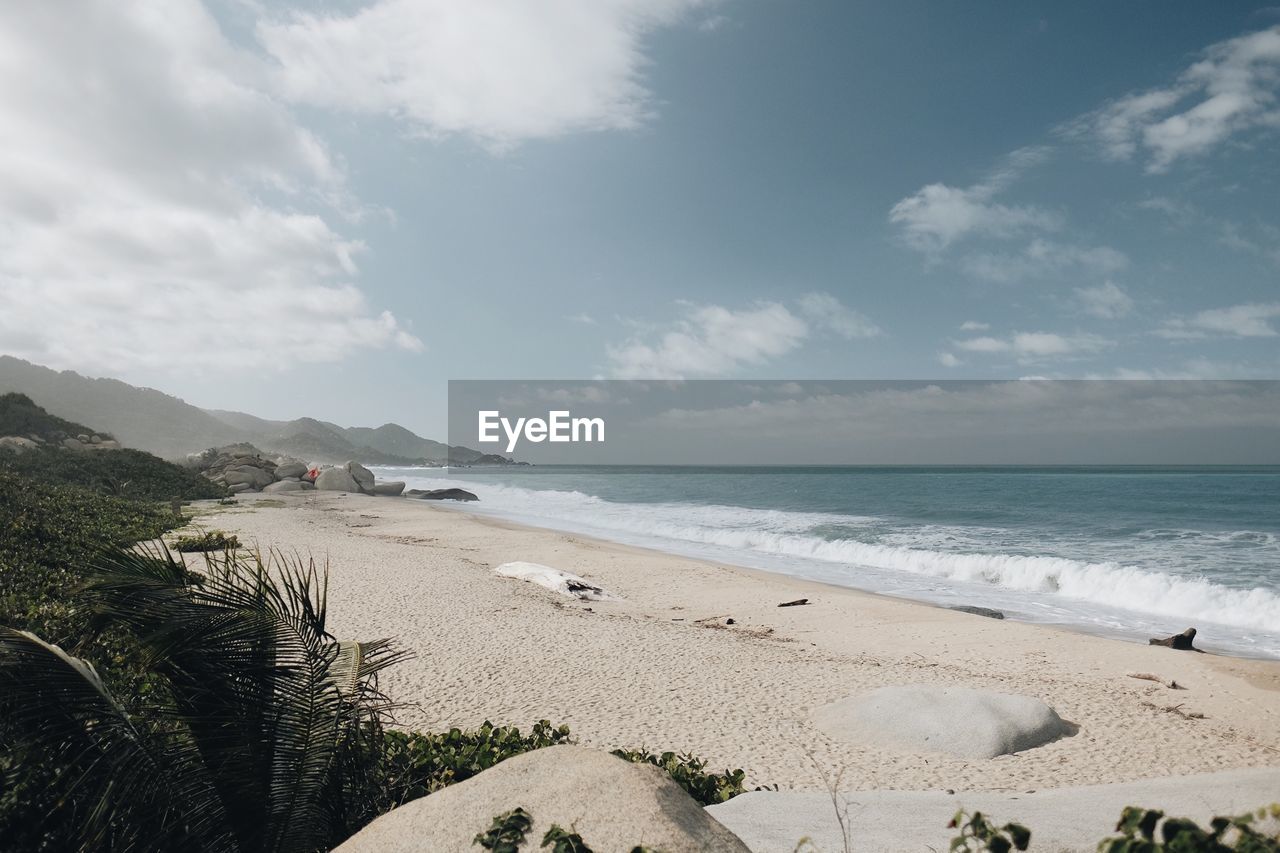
[0,356,500,465]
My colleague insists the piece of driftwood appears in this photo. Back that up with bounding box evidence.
[1149,627,1197,650]
[777,598,809,607]
[1127,672,1184,689]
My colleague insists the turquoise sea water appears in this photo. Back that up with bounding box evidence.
[373,465,1280,659]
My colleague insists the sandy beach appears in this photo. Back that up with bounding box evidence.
[185,492,1280,795]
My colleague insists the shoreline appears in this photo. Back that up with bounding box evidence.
[189,491,1280,793]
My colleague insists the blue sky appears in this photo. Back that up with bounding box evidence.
[1,1,1278,437]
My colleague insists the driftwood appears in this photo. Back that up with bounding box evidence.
[1148,627,1197,650]
[777,598,809,608]
[1127,672,1184,689]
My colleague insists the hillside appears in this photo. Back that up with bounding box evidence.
[0,356,241,457]
[0,357,507,465]
[0,392,101,443]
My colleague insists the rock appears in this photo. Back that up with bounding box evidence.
[263,480,307,493]
[949,605,1005,620]
[812,685,1069,760]
[274,461,309,479]
[298,481,315,490]
[93,439,121,450]
[314,467,360,492]
[372,481,405,496]
[1149,627,1198,650]
[0,436,39,454]
[346,461,375,493]
[223,465,274,490]
[76,434,89,443]
[227,482,252,494]
[333,746,749,853]
[62,437,86,451]
[408,487,478,502]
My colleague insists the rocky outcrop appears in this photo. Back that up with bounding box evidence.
[346,460,375,493]
[949,605,1005,620]
[314,467,360,492]
[334,746,749,853]
[407,487,479,502]
[812,685,1069,760]
[185,444,408,496]
[0,436,40,454]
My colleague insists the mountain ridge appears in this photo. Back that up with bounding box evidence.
[0,356,500,465]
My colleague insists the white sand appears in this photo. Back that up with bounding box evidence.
[187,492,1280,793]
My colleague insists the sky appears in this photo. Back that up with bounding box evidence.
[1,1,1279,439]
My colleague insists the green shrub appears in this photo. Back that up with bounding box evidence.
[1099,804,1280,852]
[609,748,746,806]
[376,721,573,807]
[172,529,241,552]
[2,446,224,500]
[949,810,1030,853]
[475,808,534,852]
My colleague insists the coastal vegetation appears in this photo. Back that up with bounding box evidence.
[171,529,242,552]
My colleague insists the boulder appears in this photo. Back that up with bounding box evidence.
[227,482,252,494]
[263,480,307,493]
[372,481,405,496]
[314,467,360,492]
[408,487,479,502]
[62,437,86,451]
[346,461,375,493]
[333,746,749,853]
[274,461,309,479]
[949,605,1005,620]
[812,685,1068,760]
[223,466,275,490]
[0,436,39,454]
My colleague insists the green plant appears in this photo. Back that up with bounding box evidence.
[172,529,241,552]
[0,545,408,852]
[1099,805,1280,852]
[609,748,746,806]
[948,810,1031,853]
[475,808,534,852]
[1,445,225,500]
[376,720,573,807]
[541,825,594,852]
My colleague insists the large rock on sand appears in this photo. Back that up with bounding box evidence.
[372,481,405,496]
[408,487,478,502]
[813,685,1068,760]
[314,467,360,492]
[334,746,749,853]
[346,461,375,493]
[223,465,275,490]
[274,460,309,479]
[263,480,307,493]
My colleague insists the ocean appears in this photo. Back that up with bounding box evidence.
[372,465,1280,659]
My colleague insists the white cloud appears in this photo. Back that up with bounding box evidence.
[257,0,715,149]
[954,331,1111,361]
[607,301,809,379]
[938,352,962,368]
[0,2,421,374]
[1071,25,1280,172]
[959,320,990,331]
[607,292,878,378]
[568,312,597,325]
[1156,302,1280,339]
[961,239,1129,283]
[1075,281,1135,319]
[797,292,882,339]
[888,147,1060,252]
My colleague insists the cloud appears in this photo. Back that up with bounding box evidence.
[938,352,962,368]
[888,147,1060,252]
[959,321,990,331]
[607,301,809,379]
[0,2,420,374]
[1156,302,1280,339]
[961,239,1129,283]
[607,292,877,378]
[797,292,882,339]
[1075,281,1135,319]
[1070,25,1280,172]
[568,312,597,325]
[954,331,1112,361]
[257,0,715,149]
